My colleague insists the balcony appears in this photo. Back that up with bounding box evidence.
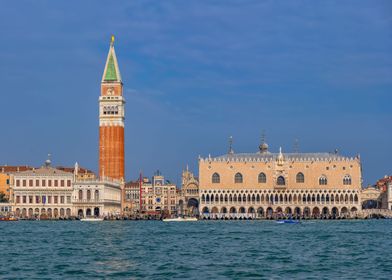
[73,199,103,204]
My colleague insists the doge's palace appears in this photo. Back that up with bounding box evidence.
[199,138,362,219]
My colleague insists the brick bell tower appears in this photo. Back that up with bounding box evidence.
[99,36,125,181]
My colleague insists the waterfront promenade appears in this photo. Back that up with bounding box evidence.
[2,208,391,221]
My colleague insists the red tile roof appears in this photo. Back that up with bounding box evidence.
[0,166,34,173]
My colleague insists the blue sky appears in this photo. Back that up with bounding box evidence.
[0,0,391,185]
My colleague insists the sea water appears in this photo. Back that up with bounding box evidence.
[1,220,391,279]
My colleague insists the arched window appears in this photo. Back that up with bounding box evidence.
[78,190,83,200]
[296,172,305,183]
[277,176,285,185]
[319,176,328,185]
[95,190,99,201]
[258,172,266,183]
[212,173,220,184]
[343,175,352,185]
[235,173,243,183]
[87,190,91,201]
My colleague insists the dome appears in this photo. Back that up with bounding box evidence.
[259,142,269,153]
[44,154,51,167]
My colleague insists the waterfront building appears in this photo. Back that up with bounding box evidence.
[11,158,74,219]
[122,180,140,215]
[198,138,362,219]
[72,162,122,217]
[0,203,12,216]
[178,167,199,216]
[361,186,382,209]
[387,183,392,210]
[360,176,392,210]
[0,166,33,201]
[375,175,392,193]
[99,36,125,181]
[73,179,122,218]
[143,172,178,215]
[123,172,179,216]
[123,170,199,217]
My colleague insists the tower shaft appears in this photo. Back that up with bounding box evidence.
[99,38,125,181]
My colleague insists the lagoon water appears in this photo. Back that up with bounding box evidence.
[1,220,392,279]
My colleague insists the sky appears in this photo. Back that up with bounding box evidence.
[0,0,391,186]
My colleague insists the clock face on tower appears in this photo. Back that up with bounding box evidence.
[106,87,114,95]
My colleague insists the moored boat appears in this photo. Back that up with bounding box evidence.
[162,217,198,222]
[0,217,18,221]
[276,220,300,224]
[80,216,104,222]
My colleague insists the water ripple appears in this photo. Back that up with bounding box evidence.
[0,220,391,279]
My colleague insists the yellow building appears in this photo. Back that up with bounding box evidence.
[199,138,362,219]
[0,166,33,201]
[56,163,96,181]
[0,173,10,201]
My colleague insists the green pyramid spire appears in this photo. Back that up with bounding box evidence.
[104,54,118,81]
[102,36,122,83]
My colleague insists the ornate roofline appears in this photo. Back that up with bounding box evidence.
[199,152,360,163]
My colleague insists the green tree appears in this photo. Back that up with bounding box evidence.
[0,192,8,203]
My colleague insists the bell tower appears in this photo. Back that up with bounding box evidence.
[99,36,125,181]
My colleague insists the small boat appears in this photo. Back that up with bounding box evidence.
[0,217,18,221]
[80,216,104,222]
[162,217,198,222]
[276,220,300,224]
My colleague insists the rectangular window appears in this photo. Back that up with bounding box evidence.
[42,180,46,187]
[35,196,40,203]
[23,180,26,187]
[54,180,58,187]
[67,180,71,187]
[48,180,52,187]
[16,180,20,187]
[61,180,64,187]
[48,196,52,204]
[60,196,65,204]
[29,180,33,187]
[29,196,33,203]
[54,196,58,204]
[16,196,20,203]
[6,179,9,185]
[36,180,40,187]
[23,196,26,203]
[67,196,71,203]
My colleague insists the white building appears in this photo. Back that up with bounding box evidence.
[12,158,74,219]
[11,160,122,219]
[387,183,392,210]
[73,163,122,217]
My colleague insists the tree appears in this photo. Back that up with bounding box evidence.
[0,192,8,203]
